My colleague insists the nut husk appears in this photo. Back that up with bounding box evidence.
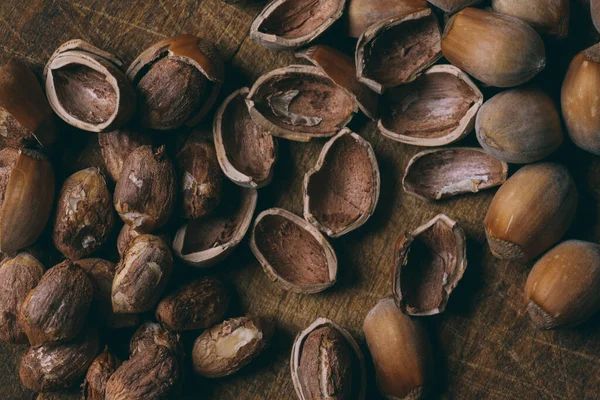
[114,145,176,233]
[346,0,428,38]
[426,0,482,13]
[0,252,45,343]
[53,168,114,260]
[402,148,508,201]
[304,129,380,237]
[246,65,358,142]
[0,148,55,256]
[0,59,58,148]
[442,8,546,87]
[363,298,434,400]
[84,347,121,400]
[393,215,467,316]
[476,88,564,163]
[250,0,347,50]
[250,208,338,294]
[155,277,230,331]
[98,129,152,182]
[492,0,569,38]
[44,39,136,132]
[214,87,278,188]
[192,315,273,378]
[112,234,173,313]
[19,260,94,347]
[127,34,224,130]
[291,318,366,400]
[484,163,578,262]
[356,9,442,94]
[525,240,600,330]
[378,65,483,146]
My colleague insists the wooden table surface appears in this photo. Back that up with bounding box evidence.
[2,0,600,399]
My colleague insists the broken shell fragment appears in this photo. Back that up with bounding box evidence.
[250,0,347,50]
[291,317,366,400]
[304,129,380,237]
[346,0,428,38]
[356,9,442,94]
[44,39,136,132]
[378,65,482,146]
[246,65,358,142]
[250,208,337,294]
[492,0,570,38]
[402,148,508,201]
[393,214,467,316]
[427,0,482,13]
[593,0,600,33]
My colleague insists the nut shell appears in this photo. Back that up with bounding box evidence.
[98,129,151,182]
[427,0,482,13]
[84,347,121,400]
[492,0,569,38]
[346,0,428,38]
[593,0,600,33]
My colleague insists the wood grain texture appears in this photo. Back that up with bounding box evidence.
[2,0,600,399]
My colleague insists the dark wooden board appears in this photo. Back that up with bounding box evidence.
[2,0,600,399]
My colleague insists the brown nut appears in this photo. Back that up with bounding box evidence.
[156,277,230,331]
[192,315,273,378]
[492,0,569,38]
[346,0,428,38]
[0,60,58,148]
[173,183,257,268]
[442,8,546,87]
[117,223,140,258]
[525,240,600,330]
[44,40,136,132]
[593,0,600,33]
[363,298,434,400]
[393,215,467,316]
[0,148,54,256]
[53,168,114,260]
[246,65,358,142]
[114,145,176,233]
[291,318,366,400]
[127,34,224,130]
[19,325,99,392]
[378,65,482,146]
[84,347,121,400]
[112,234,173,313]
[19,260,94,347]
[304,129,380,237]
[214,87,278,188]
[484,163,578,262]
[250,0,346,50]
[402,148,508,201]
[250,208,338,294]
[0,252,45,343]
[98,129,152,182]
[130,322,183,359]
[427,0,482,13]
[476,88,564,164]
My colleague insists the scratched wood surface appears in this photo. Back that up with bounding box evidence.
[2,0,600,399]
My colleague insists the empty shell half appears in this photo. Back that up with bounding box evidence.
[304,129,380,237]
[393,214,467,316]
[291,318,366,400]
[378,65,482,146]
[250,208,337,294]
[346,0,428,38]
[247,65,358,142]
[403,148,508,201]
[214,88,278,188]
[356,9,442,94]
[44,40,135,132]
[173,183,257,267]
[250,0,347,50]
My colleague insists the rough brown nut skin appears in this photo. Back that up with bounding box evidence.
[19,260,94,347]
[98,129,152,182]
[192,315,273,378]
[112,234,173,313]
[130,322,183,359]
[156,277,230,331]
[114,145,176,233]
[116,223,140,258]
[53,167,114,260]
[0,252,44,343]
[84,347,121,400]
[492,0,569,38]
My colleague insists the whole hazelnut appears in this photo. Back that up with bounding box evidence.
[84,347,121,400]
[346,0,427,38]
[492,0,570,38]
[129,322,183,359]
[98,128,151,182]
[116,223,140,258]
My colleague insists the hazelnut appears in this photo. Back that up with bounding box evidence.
[0,252,45,343]
[116,223,140,258]
[127,34,224,130]
[484,163,578,262]
[442,8,546,87]
[427,0,481,13]
[98,128,151,182]
[192,315,273,378]
[44,39,136,132]
[19,260,94,347]
[112,234,173,313]
[114,145,176,233]
[492,0,570,38]
[129,322,183,360]
[346,0,427,38]
[525,240,600,330]
[363,298,434,400]
[84,347,121,400]
[0,59,58,148]
[53,167,115,260]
